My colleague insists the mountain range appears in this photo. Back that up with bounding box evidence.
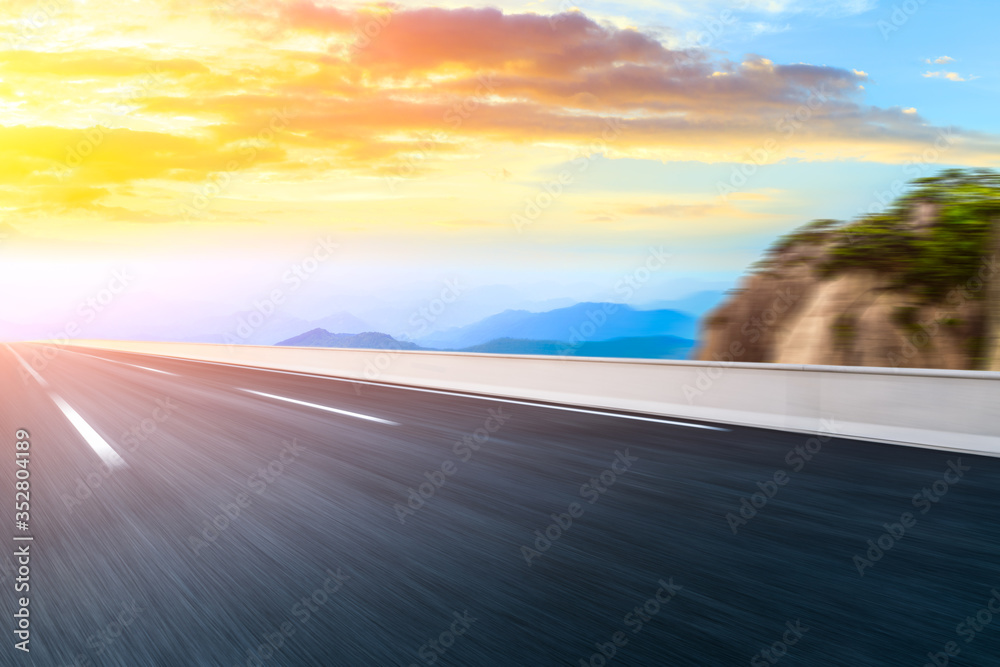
[276,328,696,360]
[413,302,696,349]
[0,285,718,357]
[275,298,699,360]
[456,335,695,359]
[277,329,423,350]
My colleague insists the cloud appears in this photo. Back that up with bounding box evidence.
[0,222,19,244]
[1,1,998,223]
[924,56,956,65]
[0,123,290,219]
[663,0,876,17]
[625,201,761,218]
[0,50,209,78]
[923,70,974,82]
[748,21,792,36]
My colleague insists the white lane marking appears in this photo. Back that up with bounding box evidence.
[239,389,399,426]
[49,394,127,468]
[131,364,175,375]
[87,348,728,431]
[5,345,127,467]
[457,399,728,429]
[58,348,177,376]
[240,369,727,430]
[5,344,49,387]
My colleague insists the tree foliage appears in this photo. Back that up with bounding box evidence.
[757,169,1000,303]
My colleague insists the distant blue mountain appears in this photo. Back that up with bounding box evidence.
[635,290,726,318]
[308,311,371,334]
[277,329,423,350]
[416,302,695,349]
[458,335,695,359]
[274,327,695,360]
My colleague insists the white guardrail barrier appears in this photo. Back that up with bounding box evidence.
[58,340,1000,456]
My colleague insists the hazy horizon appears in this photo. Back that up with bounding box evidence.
[3,0,998,346]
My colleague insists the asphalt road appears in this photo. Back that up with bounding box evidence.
[0,342,998,666]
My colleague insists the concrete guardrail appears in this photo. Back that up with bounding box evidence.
[54,339,1000,457]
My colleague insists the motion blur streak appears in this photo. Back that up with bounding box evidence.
[0,343,997,665]
[239,389,399,426]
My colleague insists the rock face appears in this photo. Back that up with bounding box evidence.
[696,170,1000,371]
[771,271,985,369]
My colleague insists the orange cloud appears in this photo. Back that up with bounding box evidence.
[0,50,209,78]
[2,1,998,226]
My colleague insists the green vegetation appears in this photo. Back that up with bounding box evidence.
[771,218,841,254]
[757,169,1000,303]
[967,335,988,369]
[891,305,921,334]
[831,313,856,348]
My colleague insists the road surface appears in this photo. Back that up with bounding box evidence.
[0,342,997,666]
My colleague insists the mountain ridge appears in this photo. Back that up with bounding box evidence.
[415,301,695,349]
[276,329,423,350]
[697,169,1000,371]
[275,328,695,360]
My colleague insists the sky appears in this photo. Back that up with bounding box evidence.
[0,0,997,333]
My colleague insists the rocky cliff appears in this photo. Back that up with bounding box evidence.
[697,169,1000,371]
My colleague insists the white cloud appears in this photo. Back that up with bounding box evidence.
[733,0,876,15]
[748,21,792,36]
[922,70,972,82]
[924,56,956,65]
[593,0,875,23]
